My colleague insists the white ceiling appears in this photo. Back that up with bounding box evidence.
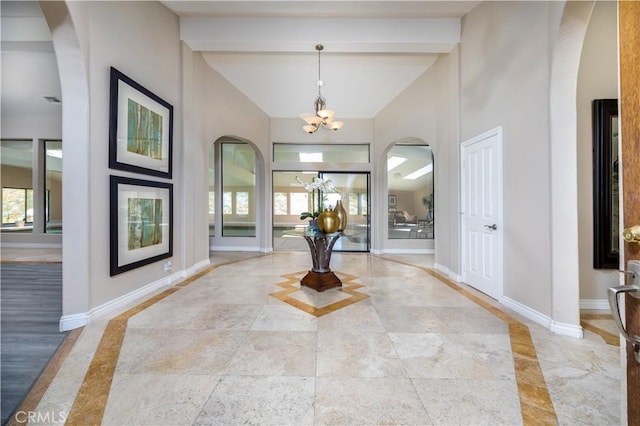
[1,1,60,117]
[1,1,480,120]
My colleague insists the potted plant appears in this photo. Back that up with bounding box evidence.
[422,194,434,222]
[295,176,337,234]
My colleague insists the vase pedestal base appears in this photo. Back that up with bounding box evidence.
[300,270,342,292]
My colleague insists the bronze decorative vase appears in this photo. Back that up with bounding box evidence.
[317,208,340,234]
[333,199,347,231]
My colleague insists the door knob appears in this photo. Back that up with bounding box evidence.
[623,225,640,244]
[484,224,497,231]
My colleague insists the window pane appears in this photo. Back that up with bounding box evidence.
[272,171,308,250]
[273,143,369,163]
[349,193,359,215]
[290,193,308,216]
[222,142,255,237]
[208,147,215,237]
[45,140,63,234]
[2,188,25,223]
[360,193,368,216]
[325,193,340,210]
[387,145,433,240]
[223,192,232,214]
[236,191,249,215]
[274,192,288,215]
[208,190,215,236]
[320,172,370,252]
[1,140,33,233]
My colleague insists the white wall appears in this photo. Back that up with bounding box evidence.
[1,41,62,246]
[45,1,183,313]
[33,0,600,331]
[374,54,452,254]
[459,1,561,316]
[1,112,61,139]
[577,0,619,302]
[188,49,270,252]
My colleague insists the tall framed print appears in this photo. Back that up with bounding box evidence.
[110,175,173,276]
[109,67,173,178]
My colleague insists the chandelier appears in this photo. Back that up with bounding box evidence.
[300,44,344,134]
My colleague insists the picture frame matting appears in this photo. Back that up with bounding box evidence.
[110,175,173,276]
[109,67,173,178]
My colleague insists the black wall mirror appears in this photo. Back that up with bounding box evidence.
[593,99,619,269]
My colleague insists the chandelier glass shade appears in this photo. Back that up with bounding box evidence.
[301,44,344,134]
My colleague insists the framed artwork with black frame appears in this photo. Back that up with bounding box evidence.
[110,175,173,276]
[109,67,173,178]
[593,98,619,269]
[388,195,397,207]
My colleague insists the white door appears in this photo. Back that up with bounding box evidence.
[461,127,503,299]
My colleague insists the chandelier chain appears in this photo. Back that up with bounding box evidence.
[317,45,322,97]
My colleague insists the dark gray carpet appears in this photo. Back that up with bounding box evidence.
[1,263,66,425]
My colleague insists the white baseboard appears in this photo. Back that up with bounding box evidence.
[502,296,551,329]
[580,299,610,310]
[382,248,434,254]
[1,242,63,249]
[501,296,584,338]
[181,258,211,278]
[59,312,89,331]
[209,245,262,252]
[433,263,462,282]
[550,320,584,338]
[59,258,212,332]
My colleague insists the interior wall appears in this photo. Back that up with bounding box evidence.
[459,1,563,316]
[1,40,62,244]
[1,165,32,194]
[33,0,599,326]
[576,0,619,302]
[1,112,61,139]
[375,55,446,253]
[59,1,183,309]
[187,50,270,252]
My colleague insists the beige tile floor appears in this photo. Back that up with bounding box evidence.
[3,249,622,425]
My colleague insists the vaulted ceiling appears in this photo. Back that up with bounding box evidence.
[164,1,479,118]
[1,1,480,120]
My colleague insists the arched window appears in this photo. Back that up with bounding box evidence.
[387,144,433,240]
[208,139,256,238]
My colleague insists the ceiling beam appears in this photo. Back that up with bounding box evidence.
[180,17,460,53]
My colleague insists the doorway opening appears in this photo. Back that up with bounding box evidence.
[273,171,370,252]
[386,144,434,241]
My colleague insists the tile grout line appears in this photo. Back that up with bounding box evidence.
[377,256,559,425]
[29,254,558,425]
[1,253,262,425]
[580,320,620,346]
[59,256,259,425]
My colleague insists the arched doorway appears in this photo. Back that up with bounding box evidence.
[39,1,91,330]
[208,136,265,252]
[383,138,434,254]
[549,0,596,335]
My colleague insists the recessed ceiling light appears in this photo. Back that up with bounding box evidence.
[387,156,407,171]
[404,163,433,180]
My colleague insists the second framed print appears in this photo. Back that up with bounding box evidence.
[109,67,173,178]
[110,175,173,276]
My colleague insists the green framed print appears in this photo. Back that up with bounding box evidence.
[110,175,173,276]
[109,67,173,178]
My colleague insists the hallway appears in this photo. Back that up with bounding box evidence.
[13,252,620,425]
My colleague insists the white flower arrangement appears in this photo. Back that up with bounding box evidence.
[295,176,338,220]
